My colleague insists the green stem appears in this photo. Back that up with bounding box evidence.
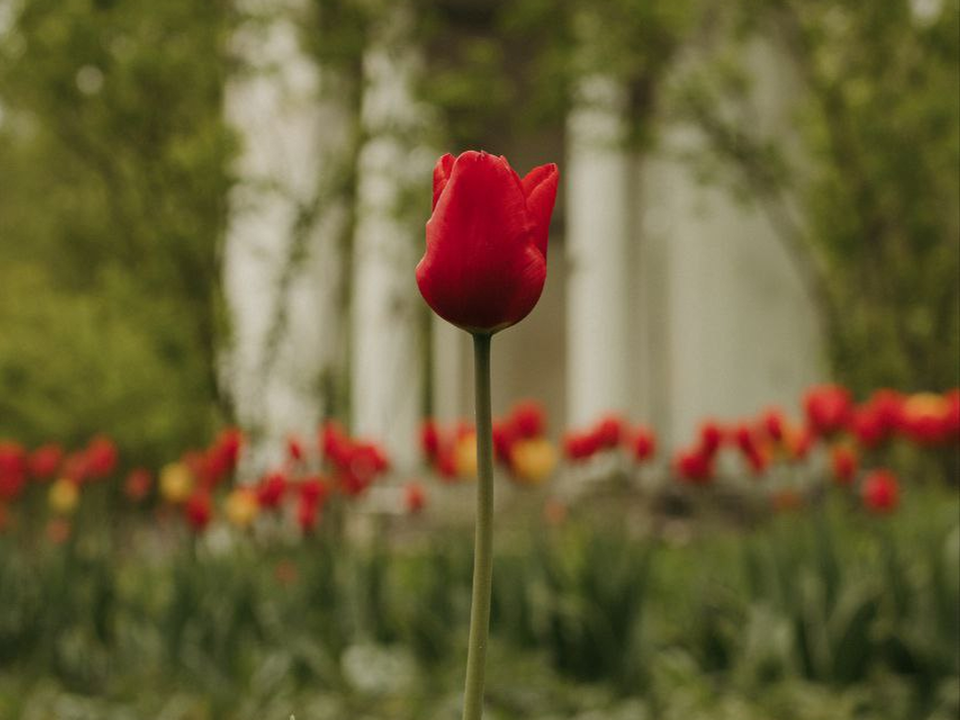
[462,332,494,720]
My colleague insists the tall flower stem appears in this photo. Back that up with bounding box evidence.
[462,331,494,720]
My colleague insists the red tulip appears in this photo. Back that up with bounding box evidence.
[946,389,960,439]
[420,420,441,461]
[348,442,390,478]
[297,496,320,534]
[256,472,287,509]
[28,444,63,480]
[287,435,305,462]
[628,426,657,463]
[675,449,713,484]
[510,400,546,439]
[84,436,118,479]
[830,445,858,485]
[492,421,517,465]
[861,469,899,513]
[124,468,152,502]
[202,427,243,484]
[732,424,758,455]
[184,491,212,532]
[593,414,625,450]
[848,406,884,449]
[697,420,725,457]
[61,452,89,484]
[298,476,330,507]
[849,389,903,448]
[761,409,785,443]
[804,384,853,437]
[563,431,598,462]
[435,445,459,480]
[785,424,815,462]
[417,151,558,333]
[320,421,352,468]
[0,442,27,501]
[899,392,954,445]
[404,482,427,514]
[868,389,904,435]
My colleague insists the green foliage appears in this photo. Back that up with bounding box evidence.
[417,0,698,148]
[0,489,956,719]
[0,0,235,458]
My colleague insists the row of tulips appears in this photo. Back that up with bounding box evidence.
[0,385,956,541]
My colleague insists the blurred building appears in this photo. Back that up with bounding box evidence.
[223,1,824,471]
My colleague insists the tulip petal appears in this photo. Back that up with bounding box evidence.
[432,153,456,210]
[418,151,545,332]
[521,163,559,258]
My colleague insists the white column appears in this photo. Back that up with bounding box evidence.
[350,3,431,470]
[222,0,351,471]
[431,316,466,423]
[640,38,824,447]
[565,74,632,427]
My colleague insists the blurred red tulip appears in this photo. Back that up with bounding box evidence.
[28,444,63,480]
[492,421,517,465]
[761,409,785,443]
[404,482,427,514]
[946,389,960,439]
[298,476,330,507]
[593,414,625,450]
[697,421,724,457]
[124,468,152,502]
[257,472,287,509]
[849,389,904,448]
[675,449,713,484]
[320,421,352,468]
[84,436,118,479]
[862,469,899,513]
[0,442,27,501]
[185,491,212,532]
[510,400,546,439]
[784,425,815,462]
[61,452,89,484]
[830,445,858,485]
[287,435,305,462]
[899,392,954,445]
[435,445,459,480]
[297,496,320,533]
[628,425,657,463]
[563,430,599,462]
[804,384,853,437]
[420,420,441,461]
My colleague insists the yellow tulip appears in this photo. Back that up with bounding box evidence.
[903,392,948,420]
[454,432,478,479]
[160,462,194,504]
[510,438,557,485]
[48,478,79,515]
[225,488,259,528]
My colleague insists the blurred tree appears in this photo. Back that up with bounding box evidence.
[0,0,234,462]
[672,0,960,394]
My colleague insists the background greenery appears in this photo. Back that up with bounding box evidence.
[1,0,957,462]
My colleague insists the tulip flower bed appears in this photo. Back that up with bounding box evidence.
[0,488,956,720]
[0,384,957,719]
